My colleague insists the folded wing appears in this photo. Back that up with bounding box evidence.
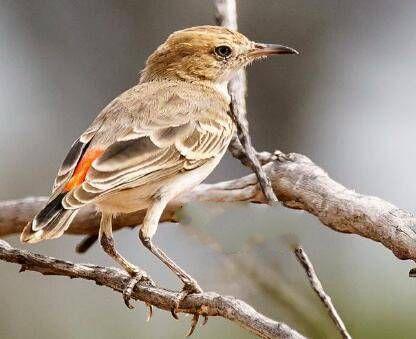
[22,81,233,243]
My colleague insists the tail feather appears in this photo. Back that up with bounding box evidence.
[21,192,78,243]
[32,192,66,231]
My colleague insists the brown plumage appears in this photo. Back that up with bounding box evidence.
[21,25,298,311]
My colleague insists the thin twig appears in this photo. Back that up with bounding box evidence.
[294,246,351,339]
[214,0,278,204]
[229,98,278,204]
[0,239,305,339]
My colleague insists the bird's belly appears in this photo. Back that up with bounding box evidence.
[96,153,224,214]
[97,186,154,214]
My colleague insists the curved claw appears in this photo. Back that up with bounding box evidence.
[145,303,153,322]
[171,308,179,320]
[170,289,188,320]
[186,313,200,337]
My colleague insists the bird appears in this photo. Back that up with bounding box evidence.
[21,25,298,313]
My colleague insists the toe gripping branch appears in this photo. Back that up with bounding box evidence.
[122,273,155,321]
[170,287,208,337]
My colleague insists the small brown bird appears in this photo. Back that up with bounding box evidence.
[21,25,297,309]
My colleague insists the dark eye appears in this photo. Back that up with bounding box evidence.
[214,45,232,58]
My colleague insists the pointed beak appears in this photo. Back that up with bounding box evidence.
[249,43,299,58]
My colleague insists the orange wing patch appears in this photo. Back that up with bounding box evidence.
[65,148,104,191]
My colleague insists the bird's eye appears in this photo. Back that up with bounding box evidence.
[214,45,232,59]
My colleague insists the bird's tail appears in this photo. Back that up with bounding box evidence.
[21,192,78,243]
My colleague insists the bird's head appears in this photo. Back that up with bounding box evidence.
[140,25,298,84]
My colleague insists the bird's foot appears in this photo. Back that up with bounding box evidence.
[170,280,206,336]
[123,268,155,321]
[171,279,202,319]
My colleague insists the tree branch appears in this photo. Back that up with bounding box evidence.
[214,0,278,203]
[0,238,304,339]
[2,151,416,264]
[294,246,351,339]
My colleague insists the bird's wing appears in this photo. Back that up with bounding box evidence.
[58,82,233,210]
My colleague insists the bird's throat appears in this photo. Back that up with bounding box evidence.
[212,81,231,103]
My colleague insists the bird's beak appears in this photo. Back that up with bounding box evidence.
[249,43,299,58]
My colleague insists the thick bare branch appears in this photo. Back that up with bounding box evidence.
[214,0,278,203]
[0,238,304,339]
[2,151,416,264]
[294,246,351,339]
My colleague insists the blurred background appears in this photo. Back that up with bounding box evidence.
[1,0,416,338]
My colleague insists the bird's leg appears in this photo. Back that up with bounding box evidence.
[100,212,149,278]
[139,197,202,292]
[139,232,203,292]
[139,196,203,319]
[138,195,206,334]
[99,212,154,314]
